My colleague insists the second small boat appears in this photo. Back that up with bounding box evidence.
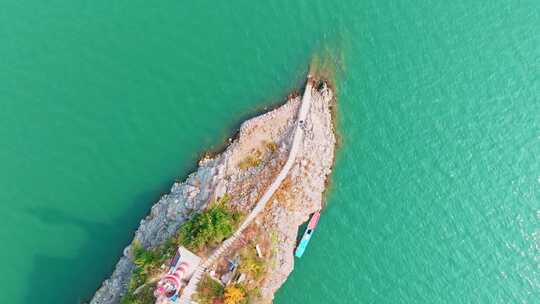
[295,211,321,258]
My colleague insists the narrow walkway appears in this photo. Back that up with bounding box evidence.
[178,79,314,304]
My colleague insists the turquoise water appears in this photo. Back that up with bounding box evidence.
[1,1,539,303]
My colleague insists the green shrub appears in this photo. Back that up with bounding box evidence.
[120,283,156,304]
[177,195,242,251]
[238,246,266,281]
[120,240,178,304]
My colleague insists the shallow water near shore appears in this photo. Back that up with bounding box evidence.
[1,1,539,303]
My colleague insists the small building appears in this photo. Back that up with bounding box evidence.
[154,246,201,303]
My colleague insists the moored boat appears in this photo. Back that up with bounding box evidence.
[294,211,321,258]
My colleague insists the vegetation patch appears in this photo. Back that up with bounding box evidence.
[238,150,262,170]
[194,275,225,304]
[273,176,293,209]
[178,195,243,252]
[264,141,278,154]
[120,195,242,304]
[270,230,279,269]
[194,277,250,304]
[238,246,266,282]
[120,239,177,304]
[224,284,247,304]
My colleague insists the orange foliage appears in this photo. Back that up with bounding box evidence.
[223,285,245,304]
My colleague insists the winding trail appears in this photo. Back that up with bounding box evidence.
[177,79,314,304]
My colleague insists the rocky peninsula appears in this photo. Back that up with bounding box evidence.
[89,74,337,304]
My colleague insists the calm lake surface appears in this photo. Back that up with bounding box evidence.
[1,1,539,303]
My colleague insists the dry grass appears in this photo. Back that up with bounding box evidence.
[237,150,262,170]
[264,141,278,154]
[271,176,295,211]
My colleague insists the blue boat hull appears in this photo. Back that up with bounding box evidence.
[295,231,313,258]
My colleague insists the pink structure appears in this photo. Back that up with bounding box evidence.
[154,261,189,299]
[153,246,201,303]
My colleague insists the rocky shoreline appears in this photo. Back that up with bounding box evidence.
[90,75,336,304]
